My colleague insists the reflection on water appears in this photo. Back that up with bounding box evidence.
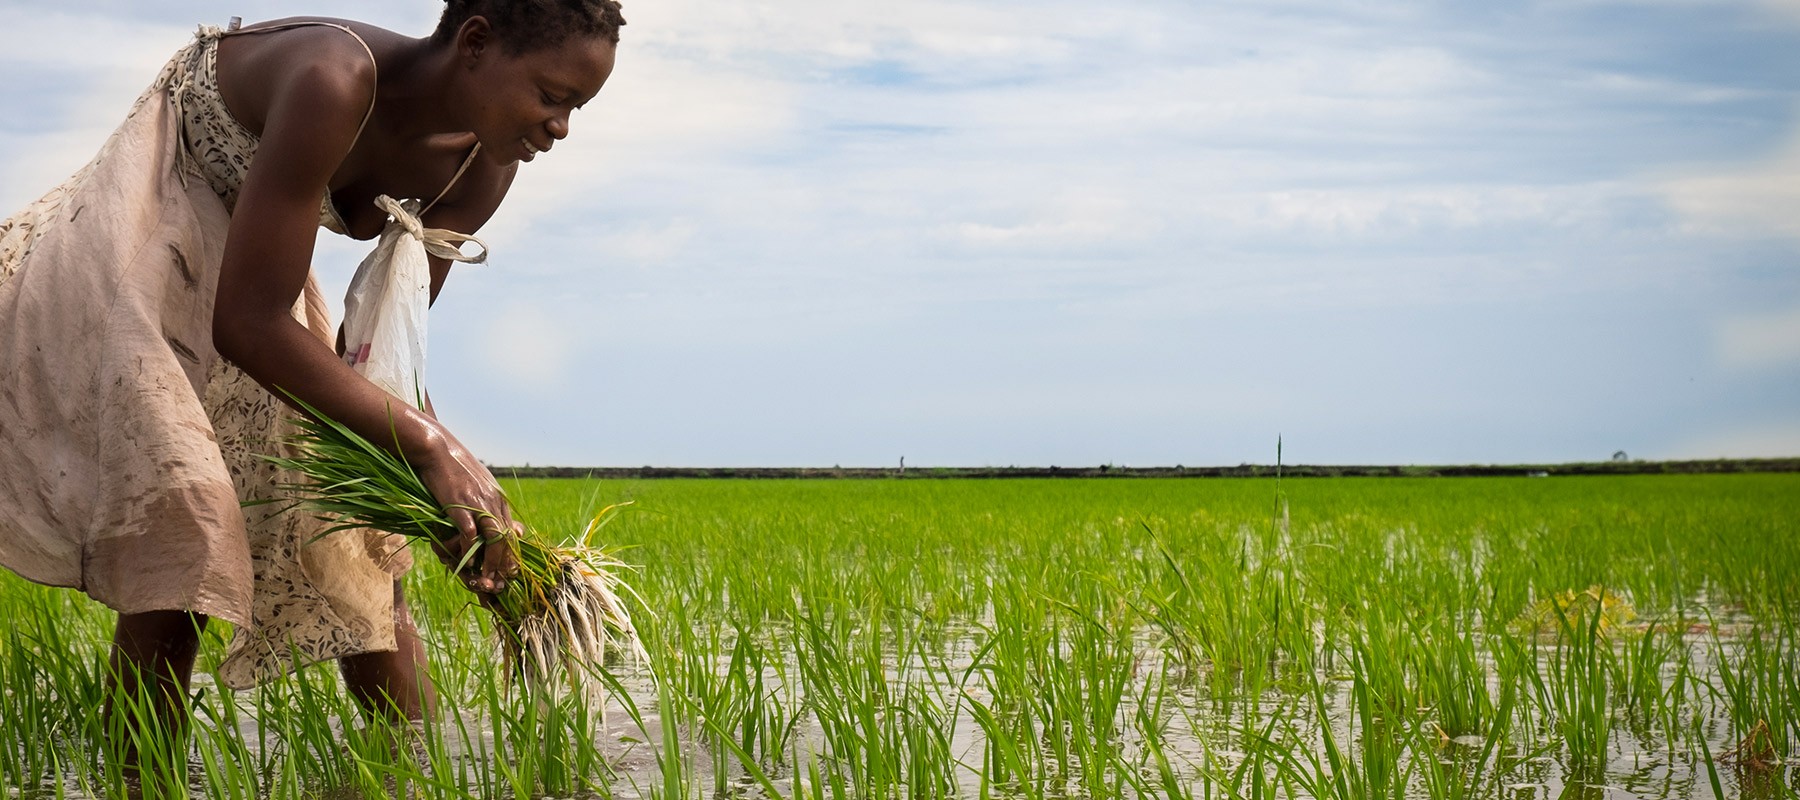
[14,599,1797,799]
[39,627,1791,799]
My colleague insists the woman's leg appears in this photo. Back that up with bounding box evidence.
[339,581,436,721]
[104,610,208,770]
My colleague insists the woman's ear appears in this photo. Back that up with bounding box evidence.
[458,16,494,66]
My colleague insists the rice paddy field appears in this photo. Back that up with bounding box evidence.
[2,473,1797,799]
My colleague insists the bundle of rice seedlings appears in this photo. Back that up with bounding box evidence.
[259,397,645,699]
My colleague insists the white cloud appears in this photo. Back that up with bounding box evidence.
[1659,127,1800,239]
[5,0,1799,466]
[2,11,189,72]
[1718,304,1800,369]
[585,54,798,159]
[1190,183,1628,238]
[0,14,192,211]
[629,0,1087,76]
[592,218,701,263]
[1576,71,1764,105]
[948,193,1163,249]
[475,51,798,244]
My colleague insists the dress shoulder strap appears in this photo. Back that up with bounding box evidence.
[421,144,484,217]
[215,18,482,230]
[220,18,482,218]
[219,18,380,152]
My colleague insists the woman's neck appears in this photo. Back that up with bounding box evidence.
[371,38,471,141]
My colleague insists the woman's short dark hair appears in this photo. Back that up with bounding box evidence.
[434,0,626,52]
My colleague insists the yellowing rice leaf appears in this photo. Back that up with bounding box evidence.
[1510,585,1637,639]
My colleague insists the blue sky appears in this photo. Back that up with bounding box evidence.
[3,0,1797,467]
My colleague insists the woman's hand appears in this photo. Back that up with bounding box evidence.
[412,422,522,595]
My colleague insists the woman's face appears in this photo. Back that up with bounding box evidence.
[459,22,618,166]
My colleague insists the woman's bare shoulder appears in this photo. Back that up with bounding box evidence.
[215,18,390,137]
[241,16,421,58]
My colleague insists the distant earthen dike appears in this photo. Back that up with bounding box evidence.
[487,458,1800,480]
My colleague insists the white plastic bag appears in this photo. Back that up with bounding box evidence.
[341,195,487,407]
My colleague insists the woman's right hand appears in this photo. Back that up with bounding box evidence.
[411,422,522,595]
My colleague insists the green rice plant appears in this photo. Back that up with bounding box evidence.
[1048,603,1137,800]
[1134,524,1288,696]
[711,621,802,772]
[1273,671,1416,800]
[483,676,614,796]
[963,567,1146,800]
[1415,638,1527,800]
[3,472,1799,798]
[1347,604,1416,723]
[1129,531,1206,678]
[1710,623,1799,761]
[1655,628,1701,749]
[1489,635,1543,754]
[1609,621,1677,732]
[660,611,799,795]
[791,605,959,799]
[963,689,1046,800]
[252,649,359,792]
[1542,589,1615,775]
[335,713,444,798]
[1422,640,1527,800]
[190,692,264,800]
[1415,746,1477,800]
[262,396,644,699]
[424,682,507,796]
[592,653,695,800]
[1121,659,1196,800]
[95,669,195,799]
[1197,711,1285,800]
[0,592,100,792]
[962,573,1047,784]
[895,680,959,798]
[1409,615,1492,738]
[662,615,737,795]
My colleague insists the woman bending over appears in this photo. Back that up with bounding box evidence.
[0,0,624,762]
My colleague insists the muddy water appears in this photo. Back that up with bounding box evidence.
[525,628,1794,799]
[24,626,1797,800]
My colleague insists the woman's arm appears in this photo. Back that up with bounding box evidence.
[212,49,518,593]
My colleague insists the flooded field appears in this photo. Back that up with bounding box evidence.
[2,475,1796,798]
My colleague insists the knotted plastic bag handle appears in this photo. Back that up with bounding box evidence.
[372,195,489,265]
